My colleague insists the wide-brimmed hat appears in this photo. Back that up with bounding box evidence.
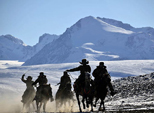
[79,59,89,64]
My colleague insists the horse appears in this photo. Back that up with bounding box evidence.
[93,73,109,111]
[35,84,53,112]
[22,89,36,112]
[73,72,94,112]
[55,82,74,111]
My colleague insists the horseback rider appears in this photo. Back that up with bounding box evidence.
[57,71,71,92]
[32,72,54,101]
[66,59,91,89]
[21,74,35,103]
[92,62,116,96]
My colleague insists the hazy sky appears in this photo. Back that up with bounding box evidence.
[0,0,154,46]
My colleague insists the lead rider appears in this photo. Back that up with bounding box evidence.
[66,59,91,89]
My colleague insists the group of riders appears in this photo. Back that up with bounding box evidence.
[21,59,116,105]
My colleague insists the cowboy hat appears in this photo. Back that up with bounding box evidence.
[79,59,89,64]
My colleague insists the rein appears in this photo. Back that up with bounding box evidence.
[84,88,91,94]
[68,72,76,80]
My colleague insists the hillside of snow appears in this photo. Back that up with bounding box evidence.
[23,16,154,66]
[0,60,154,112]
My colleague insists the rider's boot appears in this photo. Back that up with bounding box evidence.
[108,82,116,96]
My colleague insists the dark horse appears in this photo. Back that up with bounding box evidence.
[73,72,94,112]
[93,73,109,111]
[55,82,74,111]
[35,84,53,112]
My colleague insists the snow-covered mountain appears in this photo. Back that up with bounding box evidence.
[23,16,154,65]
[0,34,59,61]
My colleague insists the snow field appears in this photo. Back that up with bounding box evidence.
[0,60,154,112]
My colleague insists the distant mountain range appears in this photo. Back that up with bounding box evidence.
[0,16,154,65]
[0,34,59,61]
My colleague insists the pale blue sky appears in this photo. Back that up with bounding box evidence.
[0,0,154,46]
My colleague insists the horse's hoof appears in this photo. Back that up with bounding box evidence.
[83,105,86,109]
[99,108,105,111]
[87,105,89,108]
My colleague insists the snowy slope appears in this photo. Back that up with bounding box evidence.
[97,17,134,30]
[23,16,154,65]
[0,34,59,61]
[1,60,154,112]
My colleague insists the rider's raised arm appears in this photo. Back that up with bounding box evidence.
[67,66,80,72]
[21,74,26,83]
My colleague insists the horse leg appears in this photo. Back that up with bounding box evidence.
[43,102,46,112]
[82,96,86,109]
[76,93,82,112]
[99,99,105,111]
[32,101,35,111]
[93,97,99,107]
[36,101,39,112]
[39,102,42,111]
[36,101,41,112]
[102,100,105,111]
[85,96,89,108]
[90,97,93,112]
[24,102,30,112]
[27,102,30,112]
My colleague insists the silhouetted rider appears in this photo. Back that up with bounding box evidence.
[21,74,35,103]
[66,59,91,88]
[32,72,54,101]
[32,72,47,86]
[57,71,71,92]
[92,62,116,96]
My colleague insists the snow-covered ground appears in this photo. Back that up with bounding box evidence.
[0,60,154,112]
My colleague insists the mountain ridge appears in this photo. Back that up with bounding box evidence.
[23,16,154,65]
[0,16,154,65]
